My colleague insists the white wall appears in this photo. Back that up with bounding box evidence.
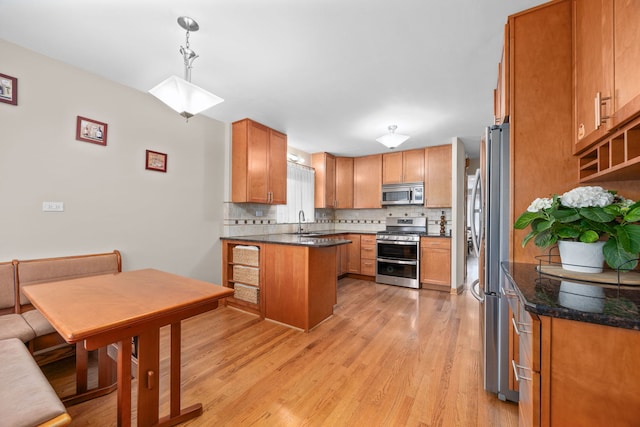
[0,39,227,283]
[451,137,466,292]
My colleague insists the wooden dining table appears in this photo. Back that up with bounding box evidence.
[23,268,234,427]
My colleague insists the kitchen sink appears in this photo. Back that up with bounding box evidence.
[287,232,323,237]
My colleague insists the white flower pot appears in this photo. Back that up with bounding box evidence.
[558,280,605,313]
[557,240,606,273]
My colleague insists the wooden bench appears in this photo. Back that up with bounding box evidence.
[14,250,122,364]
[0,262,35,344]
[0,338,71,427]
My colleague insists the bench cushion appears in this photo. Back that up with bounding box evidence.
[0,338,69,427]
[0,313,36,343]
[0,262,16,311]
[21,309,56,336]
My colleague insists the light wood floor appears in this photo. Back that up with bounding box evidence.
[42,257,518,426]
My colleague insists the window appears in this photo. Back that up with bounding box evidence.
[276,162,315,224]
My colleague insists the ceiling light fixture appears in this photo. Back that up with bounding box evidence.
[149,16,224,121]
[376,125,410,149]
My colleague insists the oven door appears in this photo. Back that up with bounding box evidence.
[376,240,418,261]
[375,240,420,288]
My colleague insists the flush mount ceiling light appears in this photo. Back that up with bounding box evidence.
[149,16,224,121]
[376,125,410,149]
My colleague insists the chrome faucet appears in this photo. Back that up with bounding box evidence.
[298,210,305,234]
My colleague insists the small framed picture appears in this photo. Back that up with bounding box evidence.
[0,73,17,106]
[76,116,108,145]
[146,150,167,172]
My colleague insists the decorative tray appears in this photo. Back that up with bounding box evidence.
[536,265,640,289]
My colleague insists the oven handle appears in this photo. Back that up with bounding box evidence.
[376,240,419,246]
[376,257,418,266]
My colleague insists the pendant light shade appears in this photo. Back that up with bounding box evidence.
[376,125,410,149]
[149,76,223,119]
[149,16,223,120]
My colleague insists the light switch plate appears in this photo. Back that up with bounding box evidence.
[42,201,64,212]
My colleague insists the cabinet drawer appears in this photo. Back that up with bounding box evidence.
[360,259,376,276]
[360,244,376,260]
[420,238,451,249]
[360,234,376,245]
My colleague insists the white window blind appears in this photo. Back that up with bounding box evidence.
[276,162,315,224]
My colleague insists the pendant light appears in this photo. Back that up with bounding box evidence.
[376,125,410,149]
[149,16,224,120]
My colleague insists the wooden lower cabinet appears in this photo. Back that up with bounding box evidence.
[514,311,640,426]
[419,237,451,291]
[346,234,361,274]
[359,234,376,276]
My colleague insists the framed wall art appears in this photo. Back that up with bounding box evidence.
[145,150,167,172]
[76,116,108,145]
[0,73,17,106]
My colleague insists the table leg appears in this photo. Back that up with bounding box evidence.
[76,342,88,394]
[117,339,132,427]
[137,329,160,427]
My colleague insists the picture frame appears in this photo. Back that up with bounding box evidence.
[145,150,167,172]
[0,72,18,106]
[76,116,108,145]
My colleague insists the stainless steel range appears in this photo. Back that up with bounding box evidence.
[376,217,427,289]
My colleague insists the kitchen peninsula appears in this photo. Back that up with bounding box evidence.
[221,234,351,331]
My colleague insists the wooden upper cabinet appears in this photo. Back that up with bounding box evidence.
[494,24,510,125]
[382,149,425,184]
[573,0,640,153]
[335,156,354,209]
[354,154,382,208]
[312,152,336,208]
[425,145,451,208]
[232,118,287,204]
[573,0,613,152]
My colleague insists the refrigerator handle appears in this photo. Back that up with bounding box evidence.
[470,278,484,302]
[470,168,483,257]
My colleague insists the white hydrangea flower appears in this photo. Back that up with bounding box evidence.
[527,197,553,212]
[560,186,614,208]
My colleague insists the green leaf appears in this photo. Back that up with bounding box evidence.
[555,225,580,239]
[534,229,557,248]
[514,211,544,229]
[578,207,616,223]
[552,209,581,223]
[603,204,621,216]
[535,220,552,232]
[521,229,537,247]
[616,224,640,253]
[603,238,639,270]
[578,230,599,243]
[623,206,640,223]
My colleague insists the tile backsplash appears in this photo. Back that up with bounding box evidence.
[223,203,452,237]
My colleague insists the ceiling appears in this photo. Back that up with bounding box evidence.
[0,0,546,158]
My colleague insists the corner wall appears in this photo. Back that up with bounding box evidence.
[0,39,227,283]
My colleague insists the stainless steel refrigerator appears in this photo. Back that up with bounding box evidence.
[470,123,518,402]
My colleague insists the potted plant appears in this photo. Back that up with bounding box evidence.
[514,186,640,271]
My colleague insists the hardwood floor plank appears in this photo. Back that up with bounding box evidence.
[41,258,518,426]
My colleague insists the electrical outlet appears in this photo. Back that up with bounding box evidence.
[42,201,64,212]
[255,210,263,217]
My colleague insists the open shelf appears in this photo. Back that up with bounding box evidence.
[579,114,640,182]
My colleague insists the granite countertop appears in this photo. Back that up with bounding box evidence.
[221,233,352,248]
[501,262,640,331]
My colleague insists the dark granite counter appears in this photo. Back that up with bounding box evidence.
[221,234,351,248]
[501,262,640,331]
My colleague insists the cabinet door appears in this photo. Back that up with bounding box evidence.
[420,238,451,289]
[425,145,452,208]
[268,129,287,205]
[246,121,271,203]
[402,149,425,183]
[354,154,382,208]
[312,152,336,208]
[612,0,640,128]
[346,234,361,274]
[382,152,403,184]
[573,0,613,152]
[335,156,353,209]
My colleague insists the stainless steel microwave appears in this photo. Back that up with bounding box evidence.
[381,182,424,205]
